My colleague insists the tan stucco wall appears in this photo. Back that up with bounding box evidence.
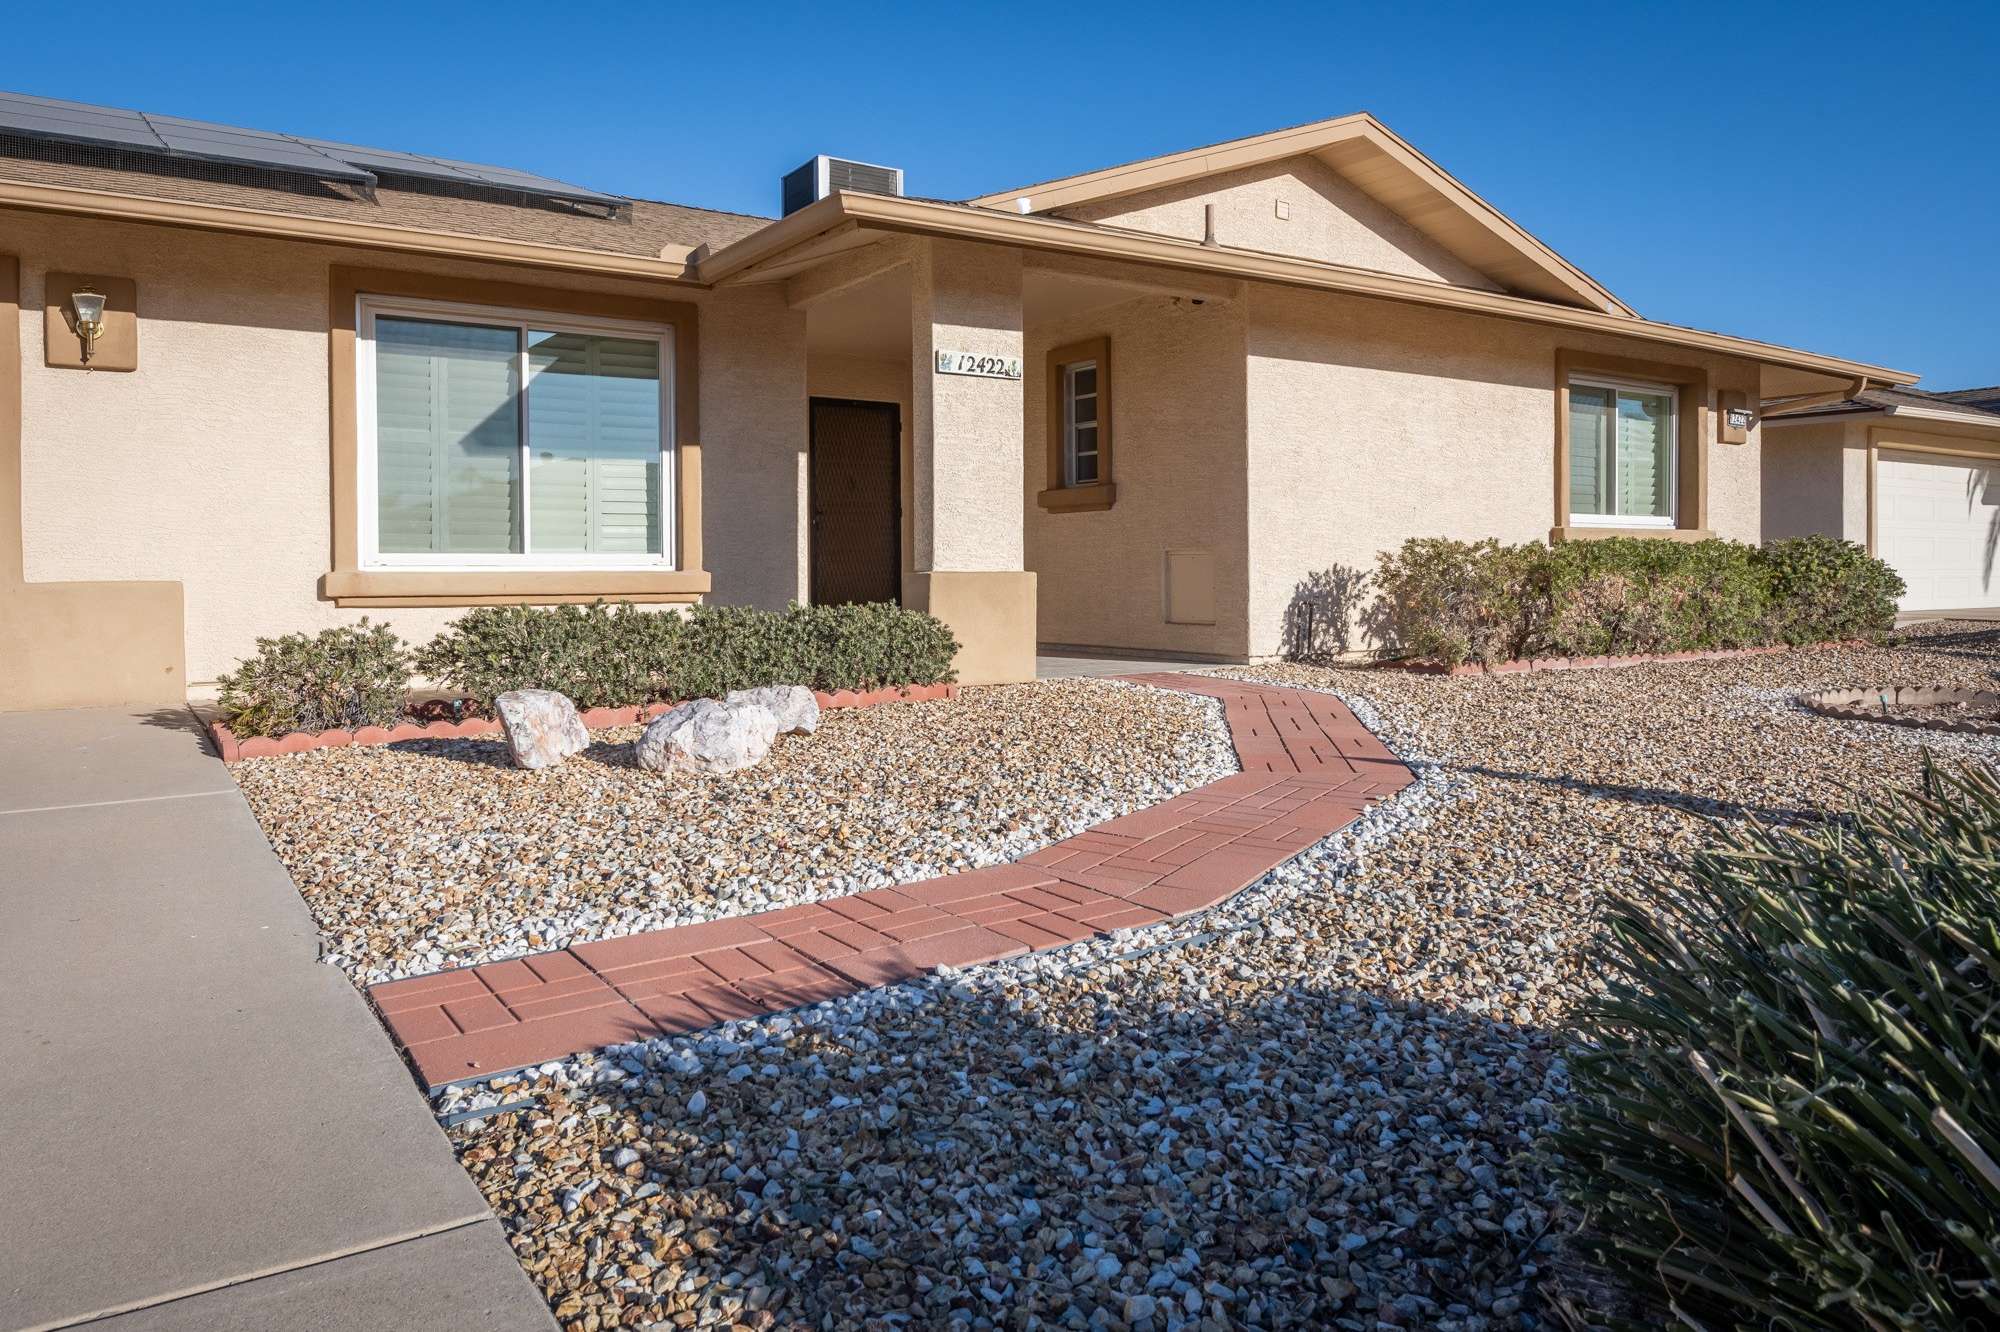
[1059,155,1500,291]
[1761,418,1864,543]
[907,238,1026,573]
[7,207,808,684]
[1025,292,1250,658]
[1242,283,1764,657]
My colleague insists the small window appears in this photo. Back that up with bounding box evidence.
[359,297,673,568]
[1568,376,1676,527]
[1063,360,1101,486]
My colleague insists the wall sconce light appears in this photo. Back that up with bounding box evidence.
[70,288,108,362]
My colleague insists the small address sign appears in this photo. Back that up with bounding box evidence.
[935,349,1022,380]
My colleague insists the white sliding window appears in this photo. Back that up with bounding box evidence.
[1568,376,1676,527]
[359,298,672,568]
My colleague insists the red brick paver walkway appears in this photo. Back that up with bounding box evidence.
[370,675,1412,1088]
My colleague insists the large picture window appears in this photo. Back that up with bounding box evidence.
[1567,375,1676,527]
[358,297,673,567]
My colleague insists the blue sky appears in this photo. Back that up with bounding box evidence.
[6,1,1996,384]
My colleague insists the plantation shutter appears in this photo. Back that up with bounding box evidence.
[527,330,664,554]
[374,316,521,554]
[1568,385,1613,518]
[1615,389,1674,520]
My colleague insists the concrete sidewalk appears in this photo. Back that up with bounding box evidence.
[0,707,554,1331]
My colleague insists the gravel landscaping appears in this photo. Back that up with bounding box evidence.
[430,625,2000,1332]
[234,678,1235,984]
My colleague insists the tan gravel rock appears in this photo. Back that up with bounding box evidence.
[233,679,1234,983]
[434,625,2000,1331]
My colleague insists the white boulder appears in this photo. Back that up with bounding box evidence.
[635,698,779,776]
[494,689,590,770]
[723,684,820,735]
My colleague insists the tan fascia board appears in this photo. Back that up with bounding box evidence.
[1765,403,2000,432]
[698,192,1916,387]
[966,112,1632,318]
[969,113,1380,210]
[0,178,699,282]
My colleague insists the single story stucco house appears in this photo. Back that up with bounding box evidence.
[0,94,1919,712]
[1763,386,2000,614]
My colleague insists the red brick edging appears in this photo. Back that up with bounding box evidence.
[1379,640,1869,677]
[369,675,1414,1089]
[207,683,959,762]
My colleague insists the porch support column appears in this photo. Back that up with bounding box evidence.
[904,238,1036,684]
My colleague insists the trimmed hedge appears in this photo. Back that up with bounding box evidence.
[218,602,959,737]
[216,620,412,739]
[1371,535,1902,666]
[1557,759,2000,1328]
[413,601,959,711]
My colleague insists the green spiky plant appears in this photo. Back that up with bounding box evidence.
[1558,758,2000,1330]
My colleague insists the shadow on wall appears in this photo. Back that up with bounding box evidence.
[1280,566,1378,659]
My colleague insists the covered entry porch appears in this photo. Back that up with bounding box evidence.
[709,226,1251,683]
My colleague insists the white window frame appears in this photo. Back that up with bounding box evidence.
[1062,358,1101,487]
[1568,373,1678,529]
[356,294,677,571]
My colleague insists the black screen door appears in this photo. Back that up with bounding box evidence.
[809,398,902,605]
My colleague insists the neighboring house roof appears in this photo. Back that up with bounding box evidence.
[966,112,1633,317]
[1764,384,2000,428]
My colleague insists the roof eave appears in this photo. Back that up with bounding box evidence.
[0,177,700,282]
[699,192,1914,387]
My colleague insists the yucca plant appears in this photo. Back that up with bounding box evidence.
[1558,758,2000,1329]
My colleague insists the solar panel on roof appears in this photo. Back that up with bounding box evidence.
[298,137,622,206]
[0,89,624,208]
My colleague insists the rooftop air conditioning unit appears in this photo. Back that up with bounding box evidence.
[782,155,904,216]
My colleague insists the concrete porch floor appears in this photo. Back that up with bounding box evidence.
[1035,652,1242,679]
[0,707,554,1331]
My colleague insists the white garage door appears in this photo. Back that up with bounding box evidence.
[1876,450,2000,611]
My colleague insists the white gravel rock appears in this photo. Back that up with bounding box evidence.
[493,689,589,771]
[725,684,820,735]
[635,698,779,776]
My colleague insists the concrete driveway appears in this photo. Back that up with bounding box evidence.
[0,707,554,1331]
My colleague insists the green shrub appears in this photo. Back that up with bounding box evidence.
[1545,537,1769,657]
[1760,534,1905,644]
[415,601,958,710]
[1371,537,1548,666]
[414,603,684,711]
[1368,534,1898,665]
[217,620,411,738]
[1557,759,2000,1329]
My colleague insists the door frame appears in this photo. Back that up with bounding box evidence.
[807,396,904,606]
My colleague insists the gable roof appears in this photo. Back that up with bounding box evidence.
[967,113,1632,317]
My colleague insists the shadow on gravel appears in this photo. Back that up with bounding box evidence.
[1433,758,1833,829]
[460,966,1583,1331]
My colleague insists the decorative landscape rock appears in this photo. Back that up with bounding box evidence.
[724,684,820,735]
[634,698,780,776]
[493,689,589,770]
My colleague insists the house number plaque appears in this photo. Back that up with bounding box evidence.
[935,350,1022,380]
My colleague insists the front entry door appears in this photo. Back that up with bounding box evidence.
[809,398,902,605]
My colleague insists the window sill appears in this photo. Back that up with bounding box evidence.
[1551,526,1714,544]
[321,568,711,607]
[1037,483,1117,513]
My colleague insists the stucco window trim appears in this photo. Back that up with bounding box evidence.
[1037,335,1117,513]
[1551,348,1709,543]
[327,265,704,607]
